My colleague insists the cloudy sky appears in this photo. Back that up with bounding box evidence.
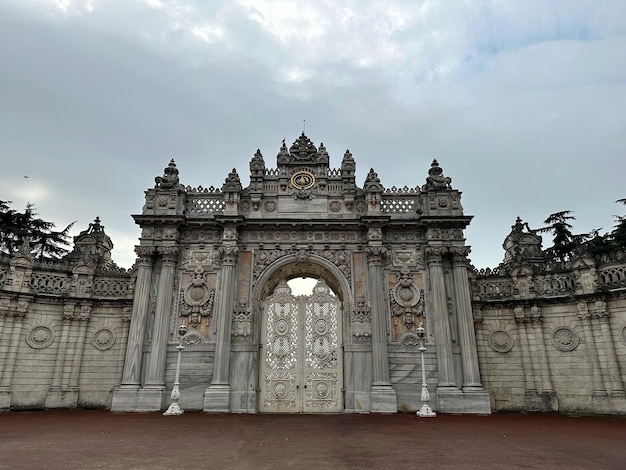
[1,0,624,269]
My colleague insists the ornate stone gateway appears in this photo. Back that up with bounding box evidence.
[111,132,491,415]
[259,280,343,413]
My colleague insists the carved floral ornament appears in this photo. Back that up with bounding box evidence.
[91,328,117,351]
[26,325,55,349]
[179,270,215,327]
[488,330,514,353]
[551,327,580,352]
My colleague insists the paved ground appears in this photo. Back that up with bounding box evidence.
[1,411,625,469]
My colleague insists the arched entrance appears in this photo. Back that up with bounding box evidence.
[254,255,351,413]
[258,278,343,413]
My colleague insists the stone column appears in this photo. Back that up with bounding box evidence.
[364,244,397,412]
[45,303,75,408]
[0,297,12,385]
[204,244,239,412]
[145,247,179,389]
[577,302,605,395]
[529,306,553,393]
[592,301,625,397]
[451,249,482,390]
[514,307,536,394]
[111,247,155,411]
[426,247,456,388]
[68,303,92,391]
[0,297,29,409]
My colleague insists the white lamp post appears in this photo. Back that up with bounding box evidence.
[164,323,187,416]
[416,322,436,418]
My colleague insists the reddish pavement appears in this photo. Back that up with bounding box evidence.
[0,410,625,469]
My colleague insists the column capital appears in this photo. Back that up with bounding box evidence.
[157,246,179,265]
[449,246,471,265]
[365,246,387,266]
[591,300,609,321]
[576,301,590,321]
[218,245,239,266]
[425,246,447,267]
[514,306,528,324]
[134,246,156,266]
[529,305,543,323]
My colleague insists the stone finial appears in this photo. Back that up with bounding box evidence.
[222,168,243,192]
[317,142,329,164]
[250,149,265,172]
[364,168,383,192]
[277,138,290,164]
[288,132,318,162]
[341,150,355,172]
[422,159,452,191]
[154,159,181,189]
[67,217,114,268]
[501,217,544,266]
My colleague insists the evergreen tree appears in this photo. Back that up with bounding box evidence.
[610,198,626,249]
[0,201,74,259]
[539,210,578,262]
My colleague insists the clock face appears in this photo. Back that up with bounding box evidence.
[290,170,315,190]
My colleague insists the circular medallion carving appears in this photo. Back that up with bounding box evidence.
[315,319,328,335]
[26,326,54,349]
[275,319,289,336]
[329,200,341,212]
[184,283,211,306]
[488,330,513,353]
[392,283,421,308]
[290,170,315,190]
[313,381,330,399]
[91,328,116,351]
[551,326,579,352]
[273,381,288,399]
[264,201,276,212]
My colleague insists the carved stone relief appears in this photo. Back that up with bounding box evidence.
[91,328,117,351]
[351,296,371,342]
[26,325,55,349]
[551,326,579,352]
[388,269,424,341]
[488,330,514,353]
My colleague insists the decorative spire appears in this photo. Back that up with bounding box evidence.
[288,132,318,162]
[316,142,329,164]
[277,138,290,164]
[154,159,181,190]
[250,149,265,172]
[341,149,355,172]
[422,159,452,191]
[222,168,243,192]
[364,168,383,191]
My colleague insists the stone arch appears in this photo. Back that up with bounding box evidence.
[251,253,353,342]
[253,252,352,413]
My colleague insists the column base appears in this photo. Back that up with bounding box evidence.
[203,383,231,412]
[45,387,79,409]
[370,383,397,413]
[438,386,491,414]
[0,387,11,410]
[524,390,558,413]
[111,385,165,412]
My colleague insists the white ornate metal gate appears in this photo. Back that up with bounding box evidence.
[259,279,343,413]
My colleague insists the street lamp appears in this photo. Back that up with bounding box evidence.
[164,323,187,416]
[416,322,436,418]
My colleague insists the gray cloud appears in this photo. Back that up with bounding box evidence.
[1,0,624,268]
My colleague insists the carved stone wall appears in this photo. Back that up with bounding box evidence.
[0,251,133,410]
[471,252,626,414]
